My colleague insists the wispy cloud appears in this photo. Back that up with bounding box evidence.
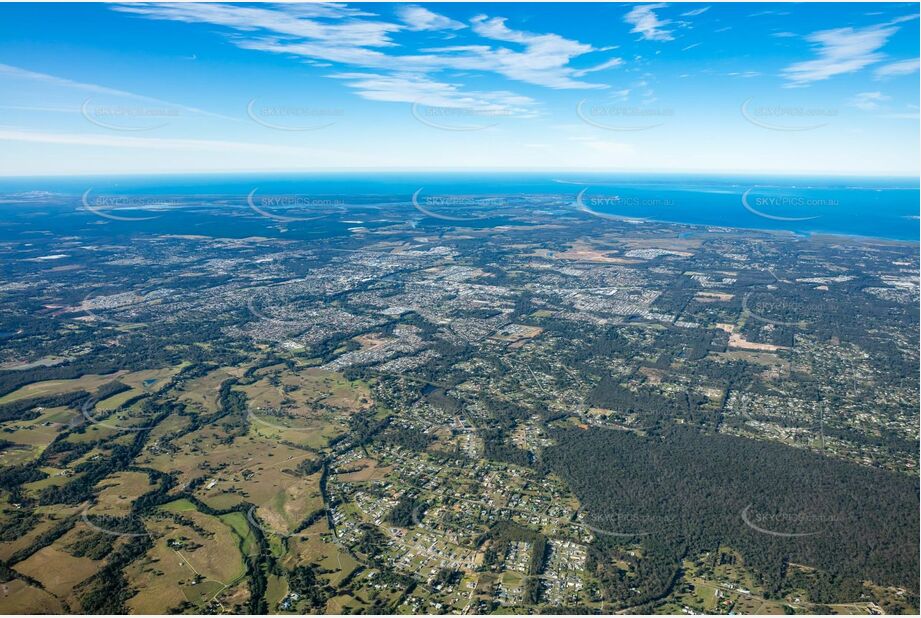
[0,127,331,155]
[874,57,920,79]
[0,63,147,99]
[781,17,917,86]
[850,91,890,111]
[572,57,624,77]
[681,7,710,18]
[749,10,791,18]
[331,71,535,115]
[115,2,399,48]
[396,5,464,31]
[624,4,674,42]
[467,15,610,89]
[0,104,78,113]
[113,0,614,109]
[0,63,230,120]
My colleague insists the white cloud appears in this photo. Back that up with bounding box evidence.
[749,10,790,18]
[572,58,624,77]
[624,4,674,41]
[468,15,606,88]
[0,104,77,113]
[115,2,401,47]
[781,18,915,86]
[396,5,464,31]
[850,91,890,111]
[260,3,375,20]
[681,7,710,18]
[0,127,331,155]
[114,2,611,97]
[874,57,921,79]
[0,63,230,120]
[329,71,536,117]
[0,63,145,99]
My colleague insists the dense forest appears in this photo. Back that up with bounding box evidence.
[542,425,920,608]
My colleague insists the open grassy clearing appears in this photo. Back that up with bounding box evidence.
[138,421,318,511]
[0,372,127,404]
[238,367,371,415]
[160,498,197,513]
[89,470,155,517]
[281,518,360,589]
[0,364,183,410]
[176,366,239,413]
[0,579,65,613]
[143,410,192,443]
[246,410,344,450]
[94,388,141,412]
[119,365,187,391]
[265,573,288,612]
[125,505,246,613]
[218,511,259,557]
[64,421,121,444]
[20,467,82,496]
[12,530,104,599]
[0,406,74,465]
[233,367,373,449]
[255,471,324,536]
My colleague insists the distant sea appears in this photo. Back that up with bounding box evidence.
[0,172,917,241]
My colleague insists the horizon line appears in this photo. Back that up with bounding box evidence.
[1,168,919,180]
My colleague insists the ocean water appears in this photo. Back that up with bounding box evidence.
[0,172,917,241]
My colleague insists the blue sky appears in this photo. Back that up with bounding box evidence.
[0,2,918,176]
